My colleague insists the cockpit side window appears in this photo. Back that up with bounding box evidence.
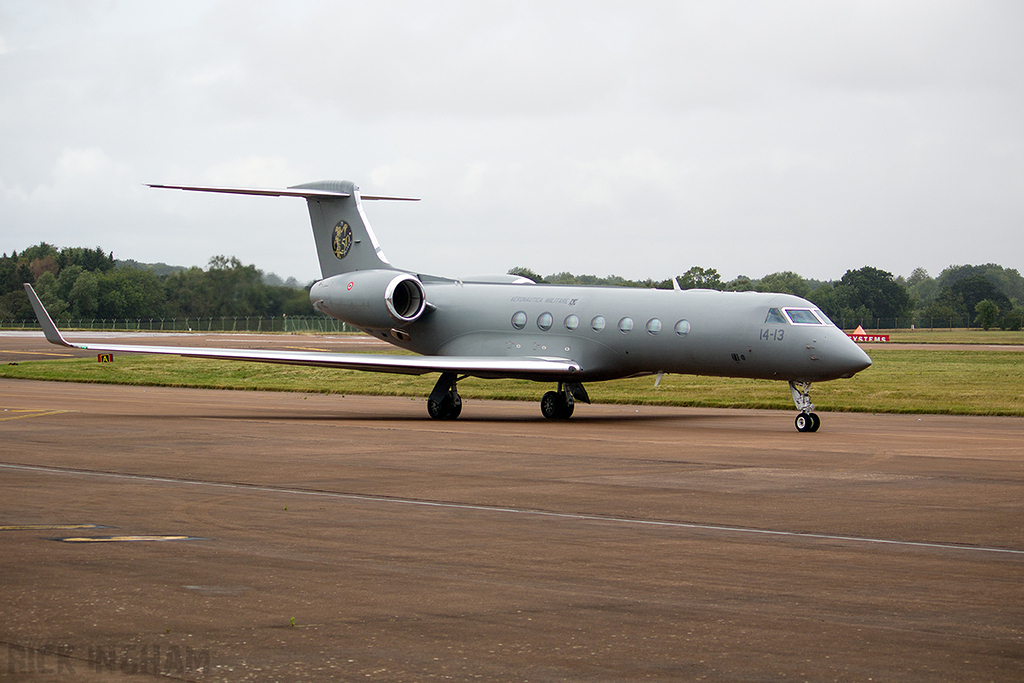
[765,308,786,324]
[783,308,824,325]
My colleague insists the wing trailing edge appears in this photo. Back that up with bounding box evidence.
[22,284,579,380]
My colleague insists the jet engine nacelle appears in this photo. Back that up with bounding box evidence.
[310,269,428,330]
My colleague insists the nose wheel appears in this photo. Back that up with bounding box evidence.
[795,411,820,432]
[789,381,820,433]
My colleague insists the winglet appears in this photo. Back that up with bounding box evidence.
[23,284,72,347]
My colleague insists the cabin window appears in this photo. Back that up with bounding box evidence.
[564,314,579,330]
[675,319,691,336]
[765,308,786,324]
[646,318,662,335]
[618,317,634,333]
[511,311,527,329]
[783,308,824,325]
[537,312,553,331]
[591,316,606,332]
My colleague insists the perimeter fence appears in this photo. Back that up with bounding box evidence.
[831,315,1023,331]
[0,315,359,334]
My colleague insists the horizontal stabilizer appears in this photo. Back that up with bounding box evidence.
[146,184,419,201]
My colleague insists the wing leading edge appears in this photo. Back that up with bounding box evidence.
[23,284,579,380]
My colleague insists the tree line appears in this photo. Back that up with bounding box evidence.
[510,263,1024,331]
[0,243,312,321]
[3,242,1022,330]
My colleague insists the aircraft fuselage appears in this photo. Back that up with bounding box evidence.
[311,274,872,384]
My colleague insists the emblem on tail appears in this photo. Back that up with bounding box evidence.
[332,221,353,259]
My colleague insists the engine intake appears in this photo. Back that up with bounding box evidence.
[385,274,426,323]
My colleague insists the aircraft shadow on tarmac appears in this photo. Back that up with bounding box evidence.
[187,409,748,426]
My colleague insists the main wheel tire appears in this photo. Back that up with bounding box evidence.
[427,394,462,420]
[795,412,812,432]
[541,391,574,419]
[427,397,445,420]
[447,394,463,419]
[560,399,575,419]
[541,391,561,419]
[808,412,820,432]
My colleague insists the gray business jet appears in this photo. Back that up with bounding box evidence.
[24,180,871,432]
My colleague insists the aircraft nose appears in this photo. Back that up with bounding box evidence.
[833,336,872,378]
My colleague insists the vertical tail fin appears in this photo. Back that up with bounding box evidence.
[147,181,419,280]
[290,180,394,278]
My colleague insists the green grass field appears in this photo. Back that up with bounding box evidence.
[2,347,1022,416]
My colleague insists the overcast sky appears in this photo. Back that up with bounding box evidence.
[2,1,1022,285]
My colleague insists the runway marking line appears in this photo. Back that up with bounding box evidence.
[3,462,1023,557]
[0,524,108,531]
[0,349,75,357]
[51,535,205,543]
[0,409,75,421]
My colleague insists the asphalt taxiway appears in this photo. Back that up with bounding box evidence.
[2,375,1023,682]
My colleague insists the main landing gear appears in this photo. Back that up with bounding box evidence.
[789,380,820,433]
[541,382,590,420]
[427,375,591,421]
[427,372,462,420]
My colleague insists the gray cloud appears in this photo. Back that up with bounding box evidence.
[2,1,1022,284]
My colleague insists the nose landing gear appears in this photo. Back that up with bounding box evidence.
[790,380,820,433]
[794,411,820,433]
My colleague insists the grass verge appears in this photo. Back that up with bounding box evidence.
[2,348,1022,416]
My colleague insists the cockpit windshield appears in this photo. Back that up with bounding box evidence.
[783,308,825,325]
[812,308,835,326]
[764,308,786,324]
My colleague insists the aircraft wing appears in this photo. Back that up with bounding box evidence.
[23,284,579,379]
